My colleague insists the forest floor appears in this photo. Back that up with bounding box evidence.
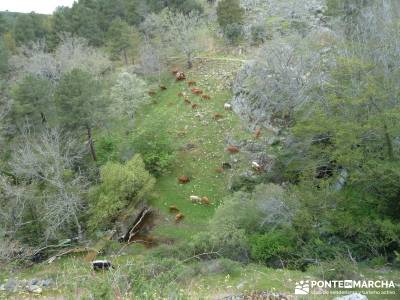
[1,58,399,300]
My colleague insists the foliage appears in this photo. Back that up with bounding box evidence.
[250,229,297,267]
[88,155,155,229]
[216,0,244,29]
[55,69,102,130]
[130,126,175,177]
[106,19,135,63]
[11,74,53,127]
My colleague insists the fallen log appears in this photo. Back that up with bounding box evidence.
[119,207,153,243]
[47,247,98,264]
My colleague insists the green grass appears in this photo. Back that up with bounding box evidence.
[132,61,250,242]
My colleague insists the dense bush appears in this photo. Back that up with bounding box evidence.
[250,229,297,267]
[88,154,155,229]
[130,127,175,177]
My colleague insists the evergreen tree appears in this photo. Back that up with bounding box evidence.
[106,19,133,64]
[55,69,103,161]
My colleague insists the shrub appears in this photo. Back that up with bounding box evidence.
[250,229,297,267]
[88,154,155,229]
[131,128,175,177]
[309,255,360,281]
[96,134,120,165]
[223,23,244,45]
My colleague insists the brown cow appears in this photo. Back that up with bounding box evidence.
[178,92,184,97]
[175,213,184,222]
[254,128,261,139]
[178,176,190,184]
[215,167,224,173]
[148,91,156,96]
[213,113,223,120]
[191,88,203,95]
[169,205,180,213]
[172,69,179,75]
[192,103,199,109]
[187,80,196,86]
[201,94,211,100]
[176,72,186,81]
[227,145,240,154]
[184,99,191,105]
[160,85,167,91]
[201,197,210,205]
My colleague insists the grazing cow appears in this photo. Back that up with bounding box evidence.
[227,145,240,154]
[201,196,210,205]
[178,176,190,184]
[252,161,262,172]
[175,213,184,222]
[187,80,196,86]
[178,92,184,97]
[254,128,261,139]
[201,94,211,100]
[148,91,156,96]
[160,85,167,91]
[190,195,201,203]
[169,205,180,213]
[176,72,186,81]
[184,99,191,105]
[191,88,203,95]
[192,103,199,109]
[224,103,232,110]
[213,113,223,120]
[92,260,113,271]
[172,69,179,75]
[215,167,224,173]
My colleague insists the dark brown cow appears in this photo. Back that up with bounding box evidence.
[201,94,211,100]
[169,205,180,213]
[227,145,240,154]
[160,85,167,91]
[148,91,156,96]
[176,72,186,81]
[178,176,190,184]
[187,80,196,86]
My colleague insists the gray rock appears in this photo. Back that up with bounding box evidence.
[334,294,368,300]
[3,279,17,292]
[26,285,42,294]
[40,279,53,287]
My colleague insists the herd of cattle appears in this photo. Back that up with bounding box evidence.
[148,68,264,224]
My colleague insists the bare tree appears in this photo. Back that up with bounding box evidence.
[10,35,111,83]
[141,9,207,69]
[11,127,87,241]
[232,33,329,128]
[110,71,149,122]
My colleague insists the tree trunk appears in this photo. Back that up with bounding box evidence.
[187,53,193,69]
[40,112,47,124]
[123,48,128,65]
[383,124,394,160]
[87,126,97,162]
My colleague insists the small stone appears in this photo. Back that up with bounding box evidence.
[27,285,42,294]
